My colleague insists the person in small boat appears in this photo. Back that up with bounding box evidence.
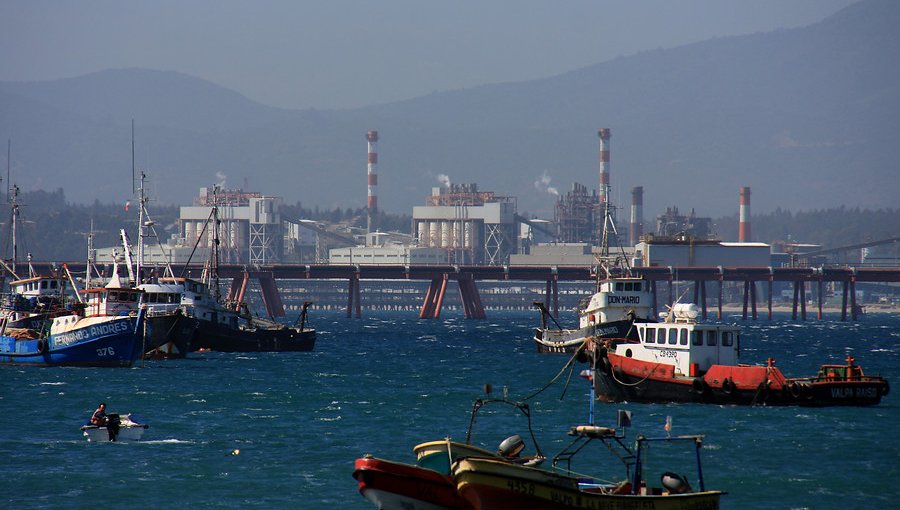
[90,403,108,426]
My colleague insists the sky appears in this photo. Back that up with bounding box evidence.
[0,0,859,110]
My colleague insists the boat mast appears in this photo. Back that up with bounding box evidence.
[136,171,146,283]
[211,185,221,303]
[10,184,19,279]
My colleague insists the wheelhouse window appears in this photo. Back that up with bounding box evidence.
[722,332,733,346]
[706,331,718,346]
[679,328,688,345]
[616,282,624,291]
[691,331,702,346]
[668,328,677,345]
[656,328,666,344]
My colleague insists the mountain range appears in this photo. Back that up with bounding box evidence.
[0,0,897,227]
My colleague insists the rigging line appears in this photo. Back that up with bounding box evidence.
[178,208,215,278]
[521,342,586,402]
[558,358,576,401]
[609,359,665,387]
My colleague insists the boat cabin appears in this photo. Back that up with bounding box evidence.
[82,287,143,317]
[10,276,63,299]
[611,304,741,377]
[579,277,653,328]
[138,280,187,315]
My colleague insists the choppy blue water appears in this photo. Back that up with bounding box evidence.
[2,311,898,509]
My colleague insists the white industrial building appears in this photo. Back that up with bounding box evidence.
[412,184,518,265]
[633,240,771,267]
[329,245,449,265]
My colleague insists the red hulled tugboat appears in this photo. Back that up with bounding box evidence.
[587,304,889,406]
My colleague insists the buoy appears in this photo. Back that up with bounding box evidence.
[231,449,240,456]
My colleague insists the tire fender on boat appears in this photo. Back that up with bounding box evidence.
[721,378,735,395]
[787,381,802,399]
[756,381,770,402]
[37,339,49,354]
[691,377,708,394]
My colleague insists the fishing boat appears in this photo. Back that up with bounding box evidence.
[533,275,654,354]
[81,413,149,442]
[533,194,654,354]
[179,185,315,353]
[452,411,724,510]
[0,304,146,367]
[586,303,890,406]
[135,279,198,358]
[352,393,544,510]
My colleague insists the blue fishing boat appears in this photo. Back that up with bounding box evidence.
[0,306,146,367]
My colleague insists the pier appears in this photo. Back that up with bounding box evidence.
[32,263,900,321]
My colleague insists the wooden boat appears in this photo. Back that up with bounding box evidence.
[452,413,724,510]
[587,303,889,406]
[352,395,545,510]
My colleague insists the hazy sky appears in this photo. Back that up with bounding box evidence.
[1,0,858,110]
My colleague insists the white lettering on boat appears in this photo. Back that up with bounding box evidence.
[51,320,130,347]
[830,387,878,399]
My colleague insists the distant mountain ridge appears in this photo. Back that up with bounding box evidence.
[0,0,897,230]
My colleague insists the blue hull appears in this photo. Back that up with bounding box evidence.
[0,314,144,368]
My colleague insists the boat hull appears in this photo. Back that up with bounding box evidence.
[593,351,888,406]
[0,315,143,367]
[453,457,721,510]
[143,311,199,359]
[81,414,148,442]
[353,457,468,510]
[534,319,639,354]
[193,320,316,352]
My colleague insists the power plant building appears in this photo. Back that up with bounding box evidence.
[178,187,283,265]
[412,184,517,265]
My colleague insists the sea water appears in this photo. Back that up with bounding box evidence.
[1,311,898,509]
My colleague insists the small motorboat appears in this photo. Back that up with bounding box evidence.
[452,411,725,510]
[81,413,149,442]
[353,391,545,510]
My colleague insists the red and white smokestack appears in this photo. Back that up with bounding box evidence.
[739,186,751,242]
[630,186,643,245]
[366,130,379,233]
[597,128,611,205]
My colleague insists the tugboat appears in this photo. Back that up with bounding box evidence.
[586,303,889,406]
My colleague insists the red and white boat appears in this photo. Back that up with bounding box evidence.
[588,303,889,406]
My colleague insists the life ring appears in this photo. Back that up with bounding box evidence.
[691,377,708,394]
[721,378,735,395]
[37,339,49,354]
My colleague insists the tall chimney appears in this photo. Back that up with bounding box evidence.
[366,130,379,234]
[597,129,611,205]
[739,186,751,242]
[630,186,643,245]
